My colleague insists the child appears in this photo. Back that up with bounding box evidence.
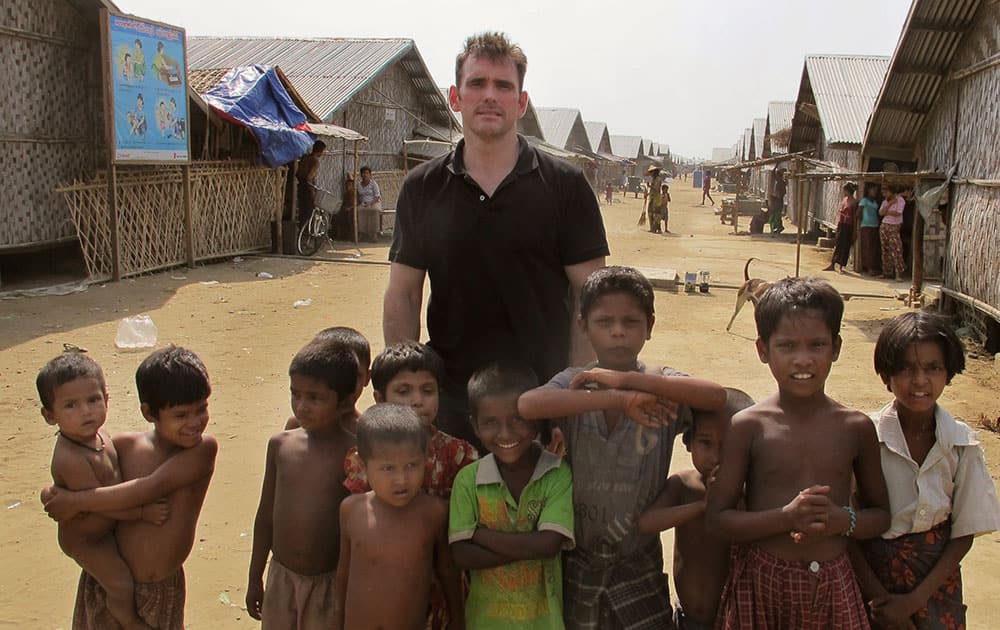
[247,337,361,627]
[343,340,477,499]
[518,265,727,629]
[449,363,574,629]
[342,340,477,629]
[706,277,891,629]
[852,311,1000,629]
[605,181,614,204]
[335,404,463,629]
[38,351,160,630]
[284,326,370,434]
[42,346,218,630]
[638,388,754,630]
[659,183,672,233]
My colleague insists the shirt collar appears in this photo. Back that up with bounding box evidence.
[446,134,538,178]
[475,448,562,486]
[872,401,978,456]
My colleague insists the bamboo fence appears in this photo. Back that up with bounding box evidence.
[57,162,285,280]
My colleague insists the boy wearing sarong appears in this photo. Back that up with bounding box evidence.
[43,346,218,630]
[706,278,891,629]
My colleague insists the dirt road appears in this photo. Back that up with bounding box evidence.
[2,178,998,627]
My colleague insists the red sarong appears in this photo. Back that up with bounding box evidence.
[73,569,185,630]
[716,545,869,629]
[860,521,965,629]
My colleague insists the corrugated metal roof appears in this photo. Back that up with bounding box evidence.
[584,121,607,151]
[793,55,890,148]
[863,0,982,158]
[711,147,733,163]
[187,37,452,126]
[766,101,795,154]
[610,135,643,159]
[535,107,589,151]
[752,118,766,160]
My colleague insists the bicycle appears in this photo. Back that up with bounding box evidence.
[296,184,341,256]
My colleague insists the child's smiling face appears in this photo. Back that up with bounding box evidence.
[889,340,948,418]
[757,309,840,398]
[473,393,537,468]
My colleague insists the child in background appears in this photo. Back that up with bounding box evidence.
[707,278,890,629]
[43,346,218,630]
[518,265,727,629]
[639,388,754,630]
[38,351,158,630]
[342,341,477,629]
[450,363,574,629]
[285,326,370,434]
[335,404,463,630]
[247,338,361,628]
[343,340,477,499]
[659,183,672,233]
[851,311,1000,629]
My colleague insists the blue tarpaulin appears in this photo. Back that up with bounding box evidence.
[202,65,314,168]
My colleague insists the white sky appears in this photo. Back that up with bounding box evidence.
[120,0,913,159]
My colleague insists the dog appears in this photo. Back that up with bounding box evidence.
[726,258,772,332]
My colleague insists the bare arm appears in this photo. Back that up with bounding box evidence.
[383,262,425,345]
[570,368,727,411]
[564,258,604,366]
[639,474,703,534]
[43,435,218,520]
[333,509,351,630]
[518,387,671,429]
[433,509,465,630]
[450,540,511,570]
[471,528,565,561]
[246,437,278,620]
[850,417,891,540]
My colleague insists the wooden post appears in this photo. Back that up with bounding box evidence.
[183,164,194,266]
[353,142,359,245]
[794,160,803,277]
[733,171,741,233]
[910,177,925,306]
[403,141,409,174]
[99,10,120,281]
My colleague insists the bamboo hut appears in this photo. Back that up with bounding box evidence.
[4,0,289,283]
[188,37,457,239]
[583,121,625,188]
[749,118,767,194]
[863,0,1000,344]
[789,55,890,230]
[610,135,645,176]
[535,107,593,154]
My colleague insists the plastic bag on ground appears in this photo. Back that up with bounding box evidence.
[115,315,158,349]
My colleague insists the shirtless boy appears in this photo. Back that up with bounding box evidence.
[335,404,463,630]
[284,326,370,434]
[247,337,361,628]
[638,388,753,630]
[38,351,161,630]
[706,278,890,629]
[43,346,218,629]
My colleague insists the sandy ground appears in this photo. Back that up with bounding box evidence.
[2,180,999,628]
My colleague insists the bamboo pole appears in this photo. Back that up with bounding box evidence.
[939,287,1000,323]
[794,159,803,277]
[99,9,120,281]
[909,178,924,306]
[183,164,194,267]
[353,142,359,246]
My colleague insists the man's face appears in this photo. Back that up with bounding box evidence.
[450,55,527,141]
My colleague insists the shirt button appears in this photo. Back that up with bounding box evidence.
[919,508,927,516]
[479,195,485,201]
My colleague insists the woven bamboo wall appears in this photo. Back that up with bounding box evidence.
[1,0,102,248]
[59,163,284,280]
[338,61,423,172]
[917,2,1000,312]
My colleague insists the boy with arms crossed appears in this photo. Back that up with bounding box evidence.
[706,278,891,629]
[43,346,218,630]
[335,404,463,629]
[38,351,164,630]
[638,389,754,630]
[450,362,574,629]
[247,338,362,627]
[519,266,727,629]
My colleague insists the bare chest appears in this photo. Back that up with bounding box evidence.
[749,423,856,502]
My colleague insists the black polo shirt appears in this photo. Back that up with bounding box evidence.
[389,135,609,395]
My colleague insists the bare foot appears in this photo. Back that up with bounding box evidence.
[822,264,835,271]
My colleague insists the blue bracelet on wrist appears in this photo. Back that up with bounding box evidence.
[843,505,857,537]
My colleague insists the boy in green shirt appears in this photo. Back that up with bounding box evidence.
[449,363,574,629]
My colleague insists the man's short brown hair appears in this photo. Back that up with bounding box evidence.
[455,31,527,91]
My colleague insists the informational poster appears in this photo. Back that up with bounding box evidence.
[108,14,189,162]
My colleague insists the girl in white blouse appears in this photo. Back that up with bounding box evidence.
[851,311,1000,629]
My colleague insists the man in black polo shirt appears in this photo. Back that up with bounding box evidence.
[383,32,608,449]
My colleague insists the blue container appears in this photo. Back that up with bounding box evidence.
[692,169,703,189]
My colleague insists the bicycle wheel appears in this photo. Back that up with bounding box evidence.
[297,217,321,256]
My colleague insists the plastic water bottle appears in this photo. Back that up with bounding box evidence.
[115,315,158,349]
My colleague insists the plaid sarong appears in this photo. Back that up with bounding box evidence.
[563,542,674,630]
[861,521,965,629]
[717,546,869,630]
[73,568,185,630]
